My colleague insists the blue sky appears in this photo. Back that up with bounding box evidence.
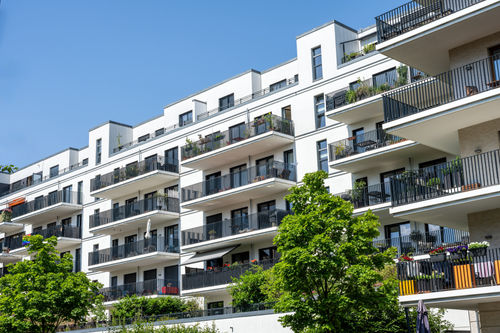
[0,0,404,169]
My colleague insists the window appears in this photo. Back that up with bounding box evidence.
[76,214,82,236]
[257,201,276,229]
[77,181,83,204]
[96,139,102,165]
[33,172,42,184]
[231,251,249,264]
[205,172,221,195]
[259,246,278,261]
[230,164,248,188]
[281,105,292,121]
[49,165,59,178]
[489,44,500,81]
[144,154,157,172]
[207,301,224,316]
[206,213,222,240]
[352,127,365,154]
[111,276,118,287]
[256,156,274,177]
[165,225,179,252]
[314,94,325,129]
[385,222,411,253]
[283,149,294,165]
[74,248,81,272]
[179,111,193,127]
[48,190,58,206]
[93,244,99,252]
[231,207,249,233]
[82,158,88,166]
[312,46,323,80]
[219,94,234,111]
[410,67,427,82]
[165,147,178,172]
[138,134,150,142]
[372,68,397,89]
[229,123,246,143]
[317,140,328,172]
[155,128,165,137]
[270,79,287,92]
[62,185,72,203]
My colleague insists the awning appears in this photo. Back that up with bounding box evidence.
[182,245,238,265]
[8,197,25,208]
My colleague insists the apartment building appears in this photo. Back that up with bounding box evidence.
[1,0,499,330]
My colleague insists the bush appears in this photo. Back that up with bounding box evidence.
[111,296,200,323]
[228,265,278,309]
[112,322,220,333]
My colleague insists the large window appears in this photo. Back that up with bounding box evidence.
[372,68,397,88]
[179,111,192,127]
[49,165,59,178]
[230,164,248,188]
[314,94,325,129]
[96,139,102,165]
[489,44,500,81]
[165,147,178,170]
[312,46,323,81]
[62,185,72,203]
[229,123,246,143]
[219,93,234,111]
[270,79,287,92]
[317,140,328,172]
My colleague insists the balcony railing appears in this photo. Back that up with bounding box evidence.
[100,279,179,302]
[328,129,406,161]
[89,197,180,229]
[182,258,279,290]
[181,115,294,161]
[384,55,500,122]
[196,76,298,121]
[181,162,296,202]
[32,224,81,239]
[376,0,485,43]
[11,190,80,219]
[0,267,8,278]
[336,182,393,209]
[390,149,500,207]
[397,246,500,296]
[0,160,88,199]
[374,228,469,257]
[182,209,291,246]
[90,156,178,192]
[1,234,24,252]
[88,236,179,266]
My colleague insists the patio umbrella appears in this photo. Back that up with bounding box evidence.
[416,300,430,333]
[145,219,151,239]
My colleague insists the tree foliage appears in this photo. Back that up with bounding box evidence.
[228,265,278,309]
[273,171,396,332]
[0,235,103,333]
[0,164,18,174]
[111,295,200,323]
[112,322,220,333]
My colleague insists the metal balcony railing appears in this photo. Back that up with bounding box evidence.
[390,149,500,207]
[100,279,179,302]
[1,233,24,252]
[32,224,81,239]
[11,190,80,219]
[88,236,179,266]
[181,114,294,161]
[397,246,500,296]
[182,258,279,290]
[196,75,298,121]
[373,228,469,257]
[89,197,180,229]
[383,55,500,122]
[181,162,296,202]
[90,156,178,192]
[182,209,291,246]
[376,0,485,43]
[335,182,394,209]
[328,129,406,161]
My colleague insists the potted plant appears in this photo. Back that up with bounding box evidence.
[185,137,194,151]
[426,177,442,190]
[208,229,217,240]
[351,180,367,203]
[429,246,446,262]
[1,208,12,222]
[447,245,468,260]
[398,254,414,262]
[469,241,489,257]
[363,43,376,55]
[409,230,423,243]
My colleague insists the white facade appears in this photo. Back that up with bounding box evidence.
[4,3,500,329]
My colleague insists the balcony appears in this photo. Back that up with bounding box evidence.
[389,149,500,229]
[383,55,500,154]
[373,228,469,257]
[10,191,82,225]
[33,224,81,251]
[90,156,178,200]
[88,236,179,272]
[196,76,298,121]
[180,115,294,170]
[327,129,427,173]
[375,0,500,74]
[89,197,179,235]
[335,183,394,211]
[182,209,291,252]
[0,236,24,263]
[181,162,296,211]
[182,258,278,292]
[100,279,179,303]
[0,221,24,234]
[397,247,500,309]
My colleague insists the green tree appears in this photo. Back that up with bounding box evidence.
[228,265,278,309]
[0,235,103,333]
[0,164,18,174]
[273,171,395,332]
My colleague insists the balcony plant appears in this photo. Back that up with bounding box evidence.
[426,177,442,190]
[447,245,468,260]
[208,229,217,240]
[398,254,414,262]
[468,241,489,257]
[409,230,423,243]
[0,208,12,222]
[415,274,432,293]
[396,65,408,87]
[429,246,446,262]
[363,43,376,55]
[351,180,367,204]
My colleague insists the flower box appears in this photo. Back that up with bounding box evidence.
[470,247,487,257]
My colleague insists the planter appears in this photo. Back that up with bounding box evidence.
[470,247,487,257]
[449,252,467,260]
[429,253,446,262]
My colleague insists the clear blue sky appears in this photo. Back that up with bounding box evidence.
[0,0,404,169]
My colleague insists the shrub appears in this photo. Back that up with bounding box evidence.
[112,322,220,333]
